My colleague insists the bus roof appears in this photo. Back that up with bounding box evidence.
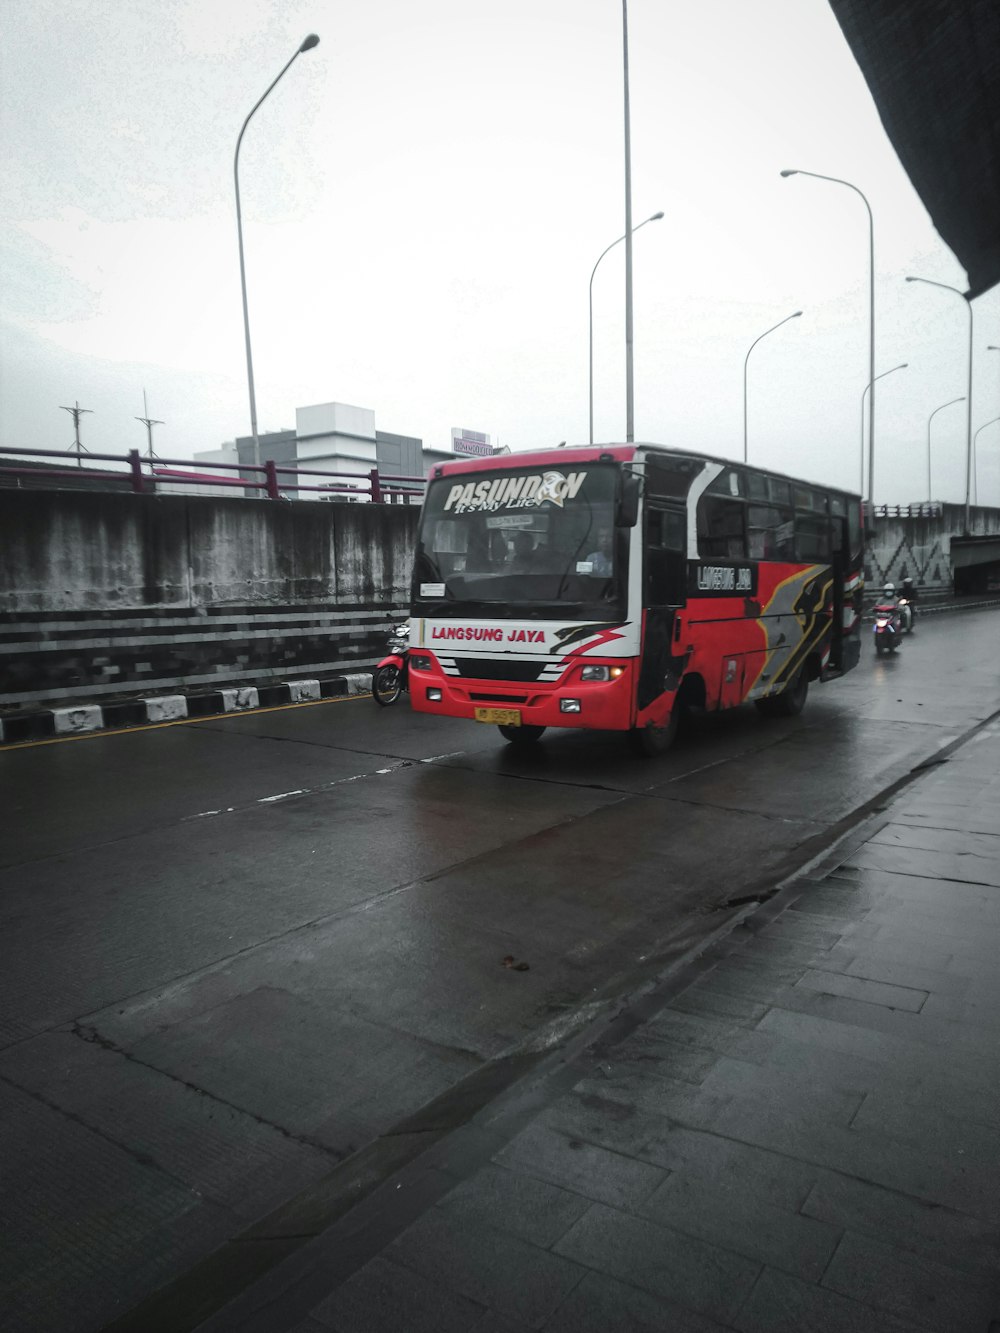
[428,442,861,501]
[430,444,636,478]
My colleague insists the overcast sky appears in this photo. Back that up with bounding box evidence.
[2,0,999,503]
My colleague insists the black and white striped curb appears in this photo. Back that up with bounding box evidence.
[0,673,373,745]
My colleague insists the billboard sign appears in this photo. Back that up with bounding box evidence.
[451,427,494,458]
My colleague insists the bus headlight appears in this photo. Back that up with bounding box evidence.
[560,698,582,713]
[410,654,431,671]
[580,665,624,681]
[427,687,442,701]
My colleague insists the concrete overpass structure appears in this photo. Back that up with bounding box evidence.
[2,486,998,714]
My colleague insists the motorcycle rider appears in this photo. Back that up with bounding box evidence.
[878,582,903,639]
[900,575,918,622]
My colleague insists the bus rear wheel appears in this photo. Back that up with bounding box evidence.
[498,724,546,745]
[630,710,679,756]
[755,669,808,718]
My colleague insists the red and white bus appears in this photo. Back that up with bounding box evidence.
[407,444,863,753]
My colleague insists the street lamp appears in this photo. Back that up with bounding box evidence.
[781,169,875,502]
[234,33,320,471]
[861,363,907,498]
[972,416,1000,505]
[622,0,635,442]
[905,276,973,532]
[588,211,664,444]
[743,311,801,464]
[926,396,964,504]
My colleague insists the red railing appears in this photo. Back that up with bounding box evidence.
[0,447,426,503]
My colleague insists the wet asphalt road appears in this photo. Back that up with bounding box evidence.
[1,608,998,1332]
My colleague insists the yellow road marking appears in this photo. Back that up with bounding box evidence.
[0,691,372,751]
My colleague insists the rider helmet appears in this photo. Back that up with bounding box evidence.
[883,582,895,595]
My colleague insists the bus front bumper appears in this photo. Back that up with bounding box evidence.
[408,658,635,731]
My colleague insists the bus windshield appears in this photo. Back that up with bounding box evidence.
[412,462,624,618]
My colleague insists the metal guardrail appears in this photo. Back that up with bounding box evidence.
[0,446,425,503]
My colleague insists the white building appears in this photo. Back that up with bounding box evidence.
[188,401,454,501]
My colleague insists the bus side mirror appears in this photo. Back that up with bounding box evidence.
[616,474,641,527]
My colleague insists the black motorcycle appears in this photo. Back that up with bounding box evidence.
[897,596,916,632]
[372,622,409,705]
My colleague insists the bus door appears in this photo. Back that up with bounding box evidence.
[637,502,687,710]
[828,510,847,673]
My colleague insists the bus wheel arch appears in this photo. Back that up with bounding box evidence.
[676,673,706,713]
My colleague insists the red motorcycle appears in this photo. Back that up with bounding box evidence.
[872,601,903,656]
[372,622,410,705]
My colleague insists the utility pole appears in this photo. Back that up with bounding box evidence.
[135,389,163,459]
[60,401,93,466]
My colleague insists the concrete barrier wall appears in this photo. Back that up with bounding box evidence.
[0,491,417,705]
[864,503,1000,592]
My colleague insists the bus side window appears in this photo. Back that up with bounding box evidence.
[830,513,845,553]
[795,514,831,561]
[698,495,746,559]
[748,504,795,560]
[847,501,863,560]
[646,506,686,605]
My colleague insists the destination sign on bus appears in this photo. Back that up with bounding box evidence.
[691,563,757,595]
[444,470,588,514]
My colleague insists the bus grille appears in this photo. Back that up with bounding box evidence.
[454,658,546,681]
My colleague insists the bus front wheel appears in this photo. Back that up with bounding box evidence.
[630,710,679,756]
[499,724,546,745]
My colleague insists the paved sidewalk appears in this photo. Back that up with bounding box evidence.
[200,719,1000,1333]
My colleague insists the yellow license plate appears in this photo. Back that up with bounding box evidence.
[474,707,522,726]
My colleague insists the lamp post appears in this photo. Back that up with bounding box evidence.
[926,396,965,504]
[972,416,1000,505]
[234,33,320,470]
[622,0,635,442]
[905,276,973,532]
[589,211,663,444]
[743,311,801,464]
[781,169,874,503]
[861,363,907,498]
